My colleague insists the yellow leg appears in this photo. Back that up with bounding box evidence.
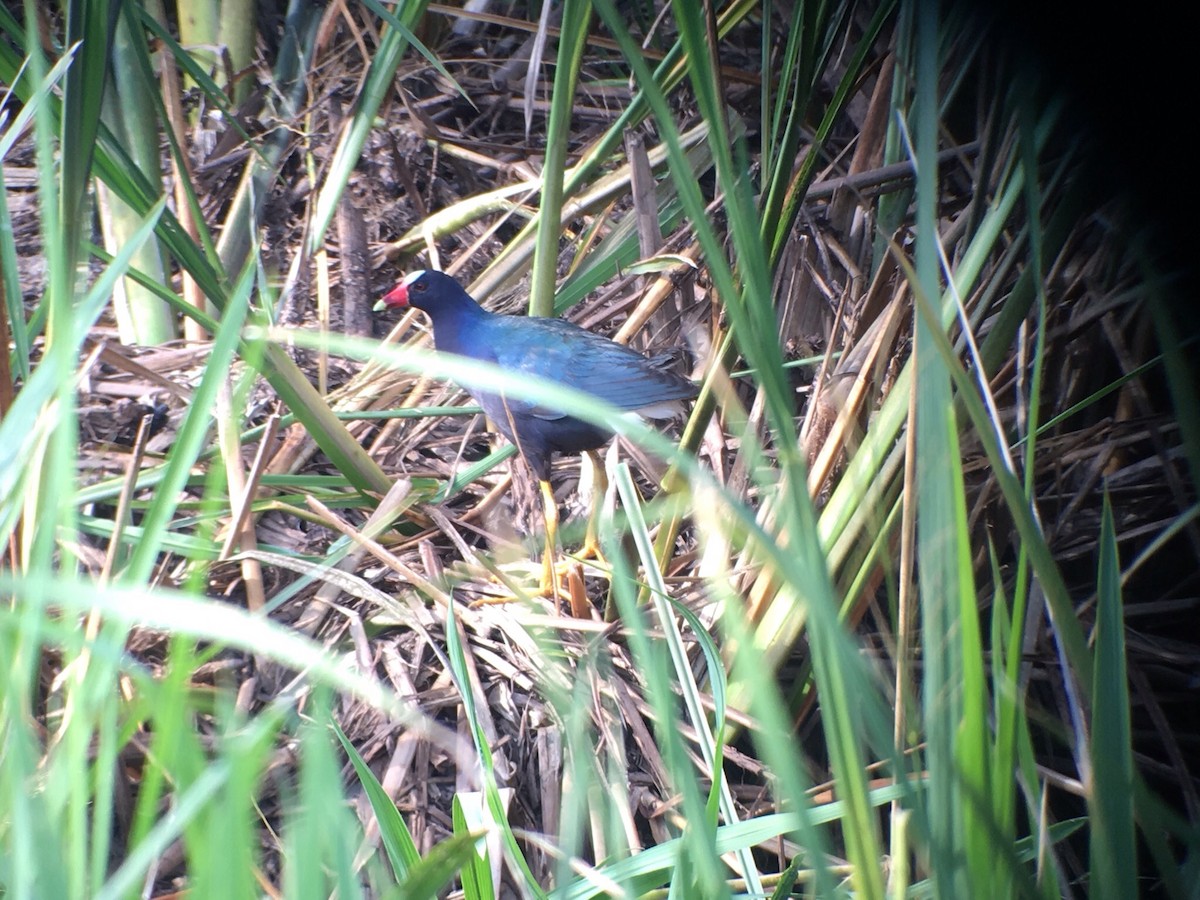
[578,450,608,561]
[537,464,611,615]
[538,479,561,605]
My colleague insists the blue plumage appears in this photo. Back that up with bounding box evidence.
[380,270,697,480]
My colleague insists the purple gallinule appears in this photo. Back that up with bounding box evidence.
[377,270,697,596]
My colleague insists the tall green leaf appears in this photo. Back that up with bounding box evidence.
[1088,495,1135,900]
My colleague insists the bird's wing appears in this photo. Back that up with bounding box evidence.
[487,317,696,420]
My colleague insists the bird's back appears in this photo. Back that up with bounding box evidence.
[479,315,696,414]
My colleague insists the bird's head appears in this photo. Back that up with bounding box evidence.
[375,269,467,313]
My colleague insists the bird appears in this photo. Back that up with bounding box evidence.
[376,269,698,599]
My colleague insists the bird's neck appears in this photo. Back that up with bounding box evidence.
[426,298,494,354]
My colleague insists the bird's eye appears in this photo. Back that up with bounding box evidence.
[413,282,427,293]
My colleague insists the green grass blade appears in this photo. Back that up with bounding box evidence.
[333,719,421,880]
[529,0,593,317]
[121,258,252,583]
[557,779,919,899]
[285,698,366,900]
[307,0,434,253]
[659,0,891,890]
[254,341,395,495]
[444,598,544,897]
[611,463,743,896]
[58,0,114,278]
[393,829,486,899]
[453,794,495,900]
[761,1,896,266]
[0,46,70,375]
[908,7,972,894]
[99,3,174,343]
[95,761,232,900]
[600,469,729,897]
[1088,495,1136,900]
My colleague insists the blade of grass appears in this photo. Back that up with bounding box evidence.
[761,1,896,267]
[98,3,174,344]
[121,257,252,584]
[443,599,544,897]
[453,794,495,900]
[662,0,891,889]
[333,719,421,880]
[95,760,232,900]
[468,0,759,296]
[58,0,114,282]
[557,778,920,899]
[285,695,367,899]
[0,47,76,380]
[600,469,728,897]
[0,571,455,741]
[392,829,487,899]
[528,0,593,317]
[613,461,756,895]
[1088,495,1135,900]
[23,0,72,576]
[908,6,974,893]
[306,0,439,254]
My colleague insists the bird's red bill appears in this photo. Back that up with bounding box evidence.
[381,283,409,308]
